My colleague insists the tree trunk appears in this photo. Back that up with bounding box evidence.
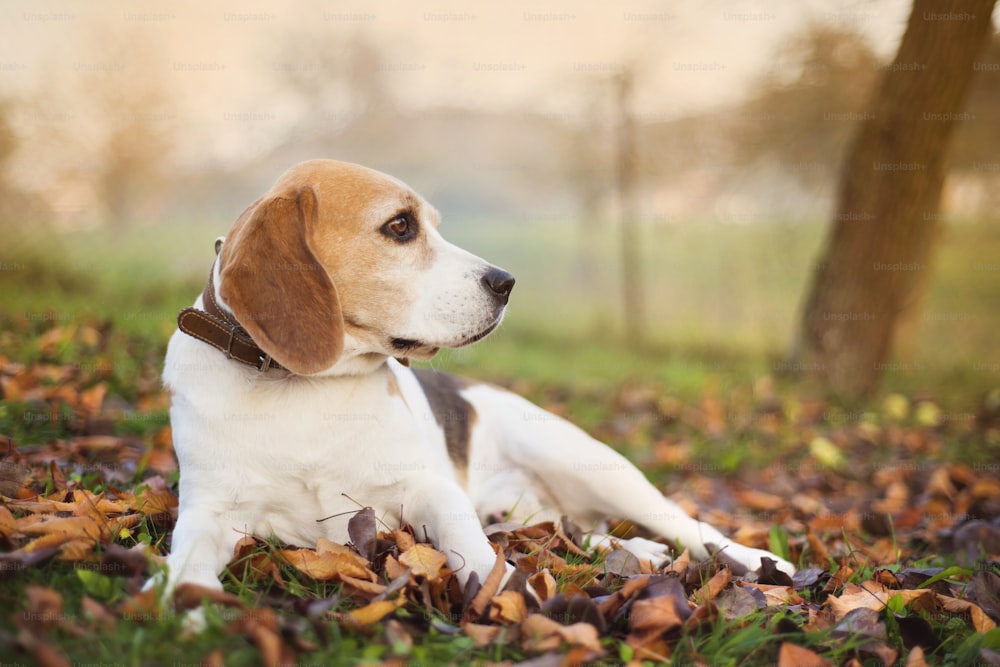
[797,0,996,398]
[615,69,644,346]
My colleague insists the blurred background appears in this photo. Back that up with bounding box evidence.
[1,0,998,397]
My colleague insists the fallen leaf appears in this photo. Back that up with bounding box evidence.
[280,547,373,582]
[347,507,378,561]
[342,598,403,627]
[540,593,606,633]
[628,578,691,636]
[692,566,732,603]
[398,543,448,580]
[596,574,652,621]
[716,585,762,620]
[489,590,527,624]
[938,594,998,633]
[81,596,117,633]
[463,622,505,648]
[967,570,1000,623]
[23,585,65,631]
[739,582,803,607]
[463,548,506,623]
[520,613,602,654]
[133,476,178,516]
[172,583,244,612]
[778,641,832,667]
[527,569,557,603]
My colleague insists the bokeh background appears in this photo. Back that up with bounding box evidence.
[2,0,999,396]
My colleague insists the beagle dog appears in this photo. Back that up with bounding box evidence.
[160,159,794,597]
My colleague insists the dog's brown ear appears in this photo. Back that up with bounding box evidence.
[219,187,343,375]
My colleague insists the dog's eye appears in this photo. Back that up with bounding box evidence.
[381,214,417,242]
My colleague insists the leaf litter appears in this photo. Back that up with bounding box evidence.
[1,317,1000,665]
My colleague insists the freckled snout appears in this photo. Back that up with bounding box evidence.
[481,267,515,305]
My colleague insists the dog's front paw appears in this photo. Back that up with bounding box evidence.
[588,534,673,571]
[612,536,673,569]
[707,542,795,578]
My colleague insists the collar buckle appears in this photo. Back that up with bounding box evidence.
[257,353,273,372]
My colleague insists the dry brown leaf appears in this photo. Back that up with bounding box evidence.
[280,548,373,582]
[24,585,65,630]
[57,538,97,562]
[739,582,803,607]
[77,383,107,418]
[778,642,832,667]
[339,575,387,598]
[527,569,558,603]
[628,595,689,635]
[0,504,17,536]
[133,476,178,516]
[716,585,762,620]
[237,607,288,666]
[81,596,117,632]
[806,526,832,566]
[383,554,408,581]
[597,574,652,620]
[463,622,504,648]
[13,625,71,667]
[489,590,527,624]
[118,588,161,622]
[342,598,403,627]
[172,583,244,611]
[926,467,956,499]
[201,649,225,667]
[938,595,998,633]
[398,543,448,580]
[667,548,691,575]
[520,613,602,654]
[20,516,104,550]
[391,529,416,552]
[693,567,732,603]
[736,488,787,512]
[972,479,1000,508]
[463,548,506,623]
[827,581,937,621]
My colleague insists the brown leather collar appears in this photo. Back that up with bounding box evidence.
[177,260,286,373]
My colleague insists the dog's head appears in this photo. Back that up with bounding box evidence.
[216,160,514,375]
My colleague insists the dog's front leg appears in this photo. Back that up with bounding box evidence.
[161,507,243,594]
[400,476,508,588]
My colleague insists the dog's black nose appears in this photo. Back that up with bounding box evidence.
[481,267,515,304]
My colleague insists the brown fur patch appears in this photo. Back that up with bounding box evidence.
[412,369,476,472]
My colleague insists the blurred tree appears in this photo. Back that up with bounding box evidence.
[21,27,176,229]
[96,80,174,230]
[273,32,398,148]
[562,90,614,337]
[0,98,45,226]
[730,23,881,189]
[615,68,645,347]
[797,0,997,398]
[950,34,1000,210]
